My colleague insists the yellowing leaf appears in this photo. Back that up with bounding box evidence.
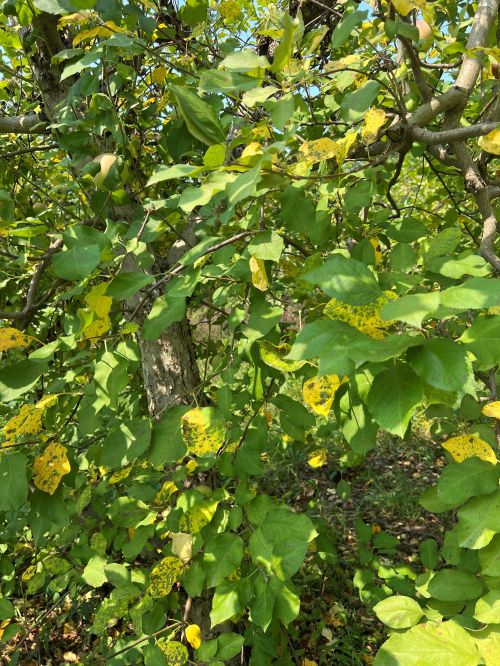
[155,480,178,503]
[185,623,202,649]
[181,407,225,457]
[157,639,188,665]
[361,108,387,144]
[108,465,133,484]
[148,556,184,597]
[33,442,71,495]
[249,256,269,291]
[303,374,347,417]
[171,532,193,563]
[178,499,219,534]
[82,283,112,340]
[370,238,383,265]
[392,0,426,17]
[259,341,306,372]
[0,327,32,352]
[240,142,264,165]
[334,131,358,166]
[299,138,338,164]
[483,402,500,419]
[2,395,58,446]
[150,66,167,85]
[218,0,241,20]
[324,292,397,339]
[307,448,328,468]
[442,434,497,464]
[479,129,500,155]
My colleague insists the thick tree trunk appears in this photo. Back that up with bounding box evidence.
[23,12,203,418]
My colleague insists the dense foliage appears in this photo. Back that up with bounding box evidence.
[1,0,500,663]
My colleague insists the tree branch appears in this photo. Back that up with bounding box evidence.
[411,121,499,145]
[0,114,48,134]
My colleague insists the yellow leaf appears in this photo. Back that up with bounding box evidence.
[303,374,347,417]
[2,395,58,446]
[178,499,219,534]
[307,448,328,468]
[148,556,184,598]
[33,442,71,495]
[171,532,192,563]
[82,283,112,340]
[442,434,497,464]
[185,459,198,474]
[240,142,264,165]
[155,480,178,503]
[259,341,306,373]
[157,639,188,665]
[185,623,202,649]
[0,327,32,352]
[217,0,241,20]
[483,402,500,419]
[249,256,269,291]
[334,131,358,165]
[299,138,338,164]
[150,66,167,85]
[392,0,426,17]
[324,291,396,339]
[369,238,383,265]
[479,129,500,155]
[181,407,225,458]
[108,465,133,484]
[488,306,500,315]
[361,108,387,144]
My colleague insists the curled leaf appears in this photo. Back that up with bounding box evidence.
[442,434,497,465]
[33,442,71,495]
[259,341,306,372]
[249,256,269,291]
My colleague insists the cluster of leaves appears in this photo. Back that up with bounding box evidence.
[0,0,500,663]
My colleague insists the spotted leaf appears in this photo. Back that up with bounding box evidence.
[181,407,225,457]
[33,442,71,495]
[442,435,497,465]
[0,327,32,352]
[148,556,185,598]
[303,374,347,417]
[483,402,500,419]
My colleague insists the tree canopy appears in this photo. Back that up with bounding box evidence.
[1,0,500,663]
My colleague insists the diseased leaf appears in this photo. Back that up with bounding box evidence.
[157,639,188,665]
[303,374,347,417]
[483,401,500,419]
[0,327,32,352]
[324,292,397,339]
[33,442,71,495]
[181,407,225,457]
[361,108,387,144]
[185,624,202,649]
[148,556,185,598]
[259,341,306,373]
[249,256,269,291]
[442,434,497,465]
[2,394,58,446]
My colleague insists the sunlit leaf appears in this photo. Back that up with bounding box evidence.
[33,442,71,495]
[249,256,269,291]
[259,341,306,372]
[178,499,219,534]
[181,407,225,457]
[303,374,347,417]
[483,401,500,419]
[2,394,58,446]
[391,0,426,17]
[307,448,328,468]
[185,623,202,649]
[442,434,497,465]
[324,292,396,339]
[361,108,387,144]
[82,282,112,340]
[171,532,193,563]
[148,556,185,598]
[0,327,32,352]
[479,129,500,155]
[157,638,189,665]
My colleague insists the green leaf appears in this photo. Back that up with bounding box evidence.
[407,339,469,392]
[214,633,245,661]
[146,164,204,186]
[101,419,152,468]
[221,50,270,71]
[142,296,186,339]
[304,255,382,305]
[248,231,284,262]
[419,539,439,569]
[474,590,500,623]
[331,10,367,48]
[373,596,423,629]
[421,227,461,261]
[479,534,500,576]
[457,488,500,549]
[203,534,244,587]
[170,85,225,146]
[441,277,500,310]
[437,458,498,508]
[280,185,315,234]
[270,14,299,73]
[426,254,491,278]
[250,576,275,631]
[339,81,381,122]
[82,556,107,588]
[0,452,28,511]
[199,70,261,93]
[94,351,128,408]
[380,292,440,328]
[428,570,482,601]
[226,163,261,206]
[459,315,500,367]
[375,620,480,666]
[33,0,72,14]
[210,579,254,628]
[106,272,154,300]
[0,360,47,402]
[149,406,190,465]
[180,0,208,26]
[52,244,101,281]
[385,217,427,243]
[269,577,300,625]
[242,295,283,343]
[366,364,423,437]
